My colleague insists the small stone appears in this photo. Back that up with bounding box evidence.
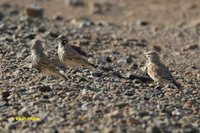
[183,100,192,108]
[133,79,142,84]
[182,44,199,51]
[143,92,152,101]
[112,71,123,78]
[92,71,103,77]
[66,0,85,7]
[146,125,161,133]
[0,12,5,21]
[24,32,36,39]
[137,20,150,27]
[126,118,141,126]
[1,91,10,100]
[127,73,152,83]
[114,102,128,108]
[89,2,102,14]
[124,55,132,64]
[26,3,43,18]
[102,56,112,63]
[101,66,113,72]
[49,31,59,38]
[138,111,149,117]
[39,85,52,92]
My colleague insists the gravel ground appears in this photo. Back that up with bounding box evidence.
[0,1,200,133]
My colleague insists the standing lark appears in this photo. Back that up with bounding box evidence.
[30,39,67,80]
[56,35,96,70]
[144,51,181,89]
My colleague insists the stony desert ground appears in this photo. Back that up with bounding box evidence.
[0,0,199,133]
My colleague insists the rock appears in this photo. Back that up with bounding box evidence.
[136,20,150,27]
[131,63,138,69]
[39,85,52,92]
[127,73,152,83]
[89,2,102,14]
[138,111,149,117]
[143,92,151,100]
[146,125,162,133]
[101,66,113,72]
[92,71,103,77]
[1,90,10,100]
[49,31,59,38]
[114,102,128,108]
[0,12,4,21]
[112,71,123,78]
[182,44,199,51]
[102,56,112,63]
[24,32,36,39]
[66,0,85,7]
[126,118,141,126]
[26,3,43,18]
[124,55,132,64]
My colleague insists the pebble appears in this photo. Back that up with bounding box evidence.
[146,124,161,133]
[39,85,52,92]
[66,0,85,7]
[26,3,44,18]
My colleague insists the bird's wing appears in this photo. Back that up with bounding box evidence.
[63,47,86,61]
[157,64,174,81]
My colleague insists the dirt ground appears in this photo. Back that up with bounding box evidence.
[0,0,199,133]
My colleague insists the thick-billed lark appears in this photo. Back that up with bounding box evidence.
[56,35,96,70]
[30,39,67,80]
[144,51,181,89]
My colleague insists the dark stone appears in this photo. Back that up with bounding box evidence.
[92,72,103,77]
[101,66,113,72]
[0,12,4,21]
[128,74,152,83]
[39,85,52,92]
[1,91,10,100]
[146,125,162,133]
[102,56,112,63]
[138,111,149,117]
[26,3,43,18]
[24,32,36,39]
[124,55,132,64]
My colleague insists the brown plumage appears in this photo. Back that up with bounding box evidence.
[30,39,67,80]
[56,35,96,70]
[144,51,181,89]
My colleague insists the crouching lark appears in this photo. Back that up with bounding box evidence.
[56,35,96,70]
[144,51,181,89]
[30,39,67,80]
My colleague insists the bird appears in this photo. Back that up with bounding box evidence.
[30,39,67,80]
[144,51,181,89]
[56,35,96,70]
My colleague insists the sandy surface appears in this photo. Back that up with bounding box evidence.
[0,0,199,133]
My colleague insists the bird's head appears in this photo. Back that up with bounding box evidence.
[56,35,68,46]
[144,51,160,62]
[31,39,43,51]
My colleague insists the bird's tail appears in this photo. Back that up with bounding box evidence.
[83,61,97,71]
[173,80,182,89]
[58,73,68,81]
